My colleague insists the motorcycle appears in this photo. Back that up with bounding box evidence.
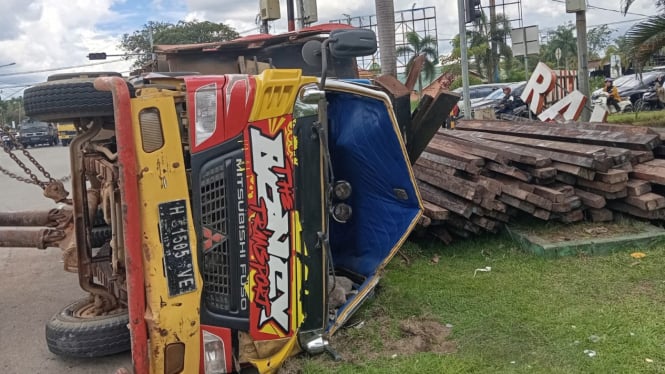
[1,134,13,150]
[592,91,633,114]
[635,86,665,111]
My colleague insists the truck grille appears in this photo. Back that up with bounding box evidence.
[200,163,231,312]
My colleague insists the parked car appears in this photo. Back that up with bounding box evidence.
[470,81,528,115]
[453,83,508,118]
[18,120,58,147]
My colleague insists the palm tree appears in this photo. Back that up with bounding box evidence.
[544,23,577,70]
[396,32,438,91]
[625,15,665,67]
[375,1,396,77]
[482,13,513,82]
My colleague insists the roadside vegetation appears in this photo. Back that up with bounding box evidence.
[609,110,665,127]
[284,232,665,373]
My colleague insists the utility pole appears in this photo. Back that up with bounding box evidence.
[458,0,473,119]
[489,0,498,83]
[576,11,590,121]
[567,0,590,121]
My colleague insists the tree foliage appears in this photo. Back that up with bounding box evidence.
[119,20,239,68]
[397,31,438,89]
[625,14,665,67]
[0,97,25,127]
[449,12,513,82]
[541,23,577,69]
[587,25,616,59]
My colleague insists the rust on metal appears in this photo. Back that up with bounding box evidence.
[0,209,71,228]
[0,227,66,249]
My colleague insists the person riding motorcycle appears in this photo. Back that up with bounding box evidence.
[496,86,515,114]
[604,77,622,112]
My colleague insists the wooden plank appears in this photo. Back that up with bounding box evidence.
[447,214,481,234]
[614,161,634,171]
[418,215,432,228]
[594,169,629,184]
[426,141,484,166]
[558,209,585,223]
[521,165,557,180]
[420,151,481,174]
[549,183,575,197]
[643,159,665,168]
[629,150,654,164]
[530,185,567,203]
[578,186,628,200]
[485,161,532,182]
[440,131,552,167]
[422,201,450,220]
[626,179,652,196]
[624,193,665,211]
[573,188,606,209]
[551,196,582,213]
[406,88,459,162]
[632,163,665,185]
[485,209,511,222]
[418,182,473,218]
[533,209,552,220]
[576,178,627,193]
[414,166,482,203]
[415,158,457,176]
[432,135,508,164]
[549,121,659,135]
[470,215,500,232]
[607,201,665,220]
[498,194,536,214]
[525,192,553,211]
[588,208,613,222]
[555,172,577,185]
[447,129,612,159]
[551,162,595,180]
[455,120,662,151]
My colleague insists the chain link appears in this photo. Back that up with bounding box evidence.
[0,127,59,189]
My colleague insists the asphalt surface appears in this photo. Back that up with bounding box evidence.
[0,145,131,374]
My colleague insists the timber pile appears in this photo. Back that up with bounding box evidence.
[414,119,665,243]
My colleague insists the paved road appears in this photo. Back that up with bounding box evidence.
[0,145,131,374]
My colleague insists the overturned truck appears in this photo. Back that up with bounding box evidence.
[0,27,454,373]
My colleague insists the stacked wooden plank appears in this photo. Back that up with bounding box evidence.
[415,119,665,242]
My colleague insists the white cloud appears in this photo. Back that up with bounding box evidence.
[0,0,660,94]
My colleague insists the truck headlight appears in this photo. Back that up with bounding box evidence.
[203,331,227,374]
[331,203,352,223]
[333,180,352,201]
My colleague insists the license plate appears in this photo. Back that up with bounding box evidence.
[31,137,39,141]
[158,199,197,296]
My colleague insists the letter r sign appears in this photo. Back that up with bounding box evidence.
[520,62,557,114]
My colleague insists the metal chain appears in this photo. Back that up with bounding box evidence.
[0,127,57,188]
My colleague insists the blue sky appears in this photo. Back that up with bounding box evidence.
[0,0,658,99]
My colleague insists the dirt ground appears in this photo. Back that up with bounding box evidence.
[279,313,457,373]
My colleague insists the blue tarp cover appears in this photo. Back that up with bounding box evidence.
[327,91,421,278]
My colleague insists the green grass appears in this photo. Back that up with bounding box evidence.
[292,233,665,373]
[608,110,665,127]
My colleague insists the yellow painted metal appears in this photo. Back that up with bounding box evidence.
[249,69,317,121]
[131,96,204,374]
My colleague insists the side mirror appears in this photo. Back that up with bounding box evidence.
[329,29,377,58]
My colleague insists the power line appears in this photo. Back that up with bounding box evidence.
[549,0,650,17]
[0,59,126,78]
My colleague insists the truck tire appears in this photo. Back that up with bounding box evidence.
[45,298,130,358]
[24,76,134,122]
